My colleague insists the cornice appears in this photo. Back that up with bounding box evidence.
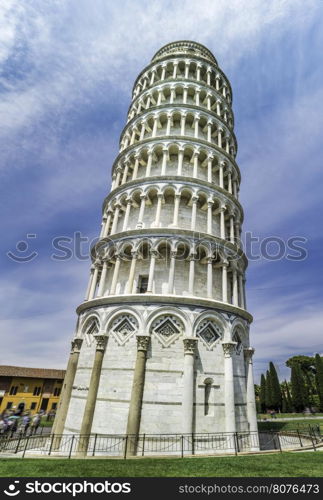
[76,294,253,323]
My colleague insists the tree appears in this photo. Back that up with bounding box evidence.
[314,354,323,411]
[269,362,282,411]
[265,369,273,409]
[259,374,266,412]
[291,363,308,412]
[282,380,293,413]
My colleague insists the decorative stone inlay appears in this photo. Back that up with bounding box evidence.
[83,318,100,346]
[183,337,198,355]
[136,335,150,352]
[151,314,183,347]
[110,314,138,345]
[197,319,222,350]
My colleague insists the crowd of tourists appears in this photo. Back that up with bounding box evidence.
[0,410,42,438]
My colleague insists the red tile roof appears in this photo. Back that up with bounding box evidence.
[0,365,65,380]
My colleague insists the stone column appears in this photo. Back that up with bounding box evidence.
[147,250,157,292]
[218,128,223,148]
[195,88,200,106]
[139,120,146,141]
[222,342,237,437]
[122,199,132,231]
[188,254,195,295]
[222,263,228,302]
[228,170,233,194]
[126,335,150,456]
[102,211,112,238]
[190,196,198,231]
[207,200,213,234]
[172,194,181,226]
[85,266,94,301]
[244,348,259,450]
[77,334,108,456]
[161,148,168,175]
[194,115,199,138]
[207,121,212,143]
[182,338,198,434]
[207,155,213,183]
[122,162,129,183]
[110,256,121,295]
[132,156,139,180]
[137,194,146,227]
[145,151,153,177]
[232,270,239,306]
[229,215,235,244]
[173,62,178,79]
[207,257,213,299]
[220,206,226,239]
[239,274,245,309]
[154,193,163,227]
[180,113,186,136]
[88,263,99,300]
[168,250,176,293]
[193,152,199,178]
[166,114,172,135]
[97,261,108,297]
[216,100,221,116]
[219,162,224,188]
[127,251,138,294]
[183,86,188,104]
[52,338,83,437]
[177,148,184,175]
[196,64,201,81]
[110,203,121,235]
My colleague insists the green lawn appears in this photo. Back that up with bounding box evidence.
[257,413,323,419]
[258,419,323,432]
[0,453,323,477]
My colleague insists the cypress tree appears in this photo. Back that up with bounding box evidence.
[259,374,267,412]
[291,363,307,412]
[284,380,293,413]
[265,369,272,409]
[269,362,282,411]
[314,354,323,411]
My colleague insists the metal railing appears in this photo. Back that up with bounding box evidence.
[0,427,321,459]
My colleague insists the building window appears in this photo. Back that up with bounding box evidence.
[30,402,37,410]
[53,388,61,397]
[204,378,213,416]
[9,386,18,395]
[6,402,13,409]
[137,275,148,293]
[33,386,41,396]
[51,402,57,410]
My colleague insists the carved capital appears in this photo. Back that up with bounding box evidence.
[183,337,198,355]
[222,341,237,357]
[244,347,255,362]
[94,333,108,351]
[71,338,83,354]
[136,335,150,352]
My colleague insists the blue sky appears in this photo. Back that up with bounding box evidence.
[1,0,322,382]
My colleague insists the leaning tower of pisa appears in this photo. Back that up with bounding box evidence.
[53,41,257,454]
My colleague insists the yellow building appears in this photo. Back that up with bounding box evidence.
[0,366,65,415]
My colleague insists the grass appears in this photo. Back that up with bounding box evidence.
[0,453,323,477]
[258,419,323,432]
[257,413,323,420]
